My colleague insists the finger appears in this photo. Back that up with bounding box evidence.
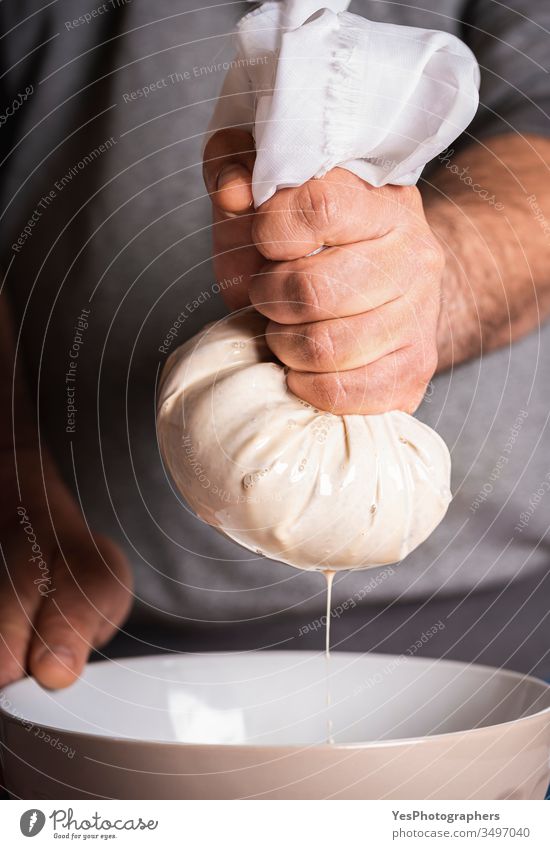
[205,131,259,309]
[28,534,132,689]
[287,344,438,415]
[252,168,420,261]
[203,129,255,215]
[249,232,409,324]
[0,560,42,687]
[265,299,418,373]
[211,206,262,310]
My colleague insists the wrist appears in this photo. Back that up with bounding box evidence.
[425,200,482,373]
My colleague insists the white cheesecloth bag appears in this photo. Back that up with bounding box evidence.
[156,0,480,572]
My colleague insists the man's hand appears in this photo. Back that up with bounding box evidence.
[203,129,445,415]
[0,449,132,690]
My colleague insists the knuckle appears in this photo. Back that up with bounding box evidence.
[416,235,445,276]
[309,372,347,412]
[285,272,321,317]
[301,323,336,369]
[297,180,340,234]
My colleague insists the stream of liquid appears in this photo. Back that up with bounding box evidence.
[323,570,335,744]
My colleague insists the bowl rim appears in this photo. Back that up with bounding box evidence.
[1,650,550,752]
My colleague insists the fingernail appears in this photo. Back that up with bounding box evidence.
[217,164,248,190]
[36,645,76,668]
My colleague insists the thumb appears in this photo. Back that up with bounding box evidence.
[216,163,254,215]
[203,129,255,215]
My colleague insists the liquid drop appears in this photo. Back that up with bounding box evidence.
[323,569,335,744]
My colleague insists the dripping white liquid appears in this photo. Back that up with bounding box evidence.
[323,569,335,744]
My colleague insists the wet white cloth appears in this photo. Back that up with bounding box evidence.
[209,0,480,205]
[157,311,452,571]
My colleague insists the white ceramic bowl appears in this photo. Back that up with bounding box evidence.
[1,651,550,799]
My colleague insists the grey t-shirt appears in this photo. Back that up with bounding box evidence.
[1,0,549,627]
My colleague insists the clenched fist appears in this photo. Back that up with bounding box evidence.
[204,128,445,415]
